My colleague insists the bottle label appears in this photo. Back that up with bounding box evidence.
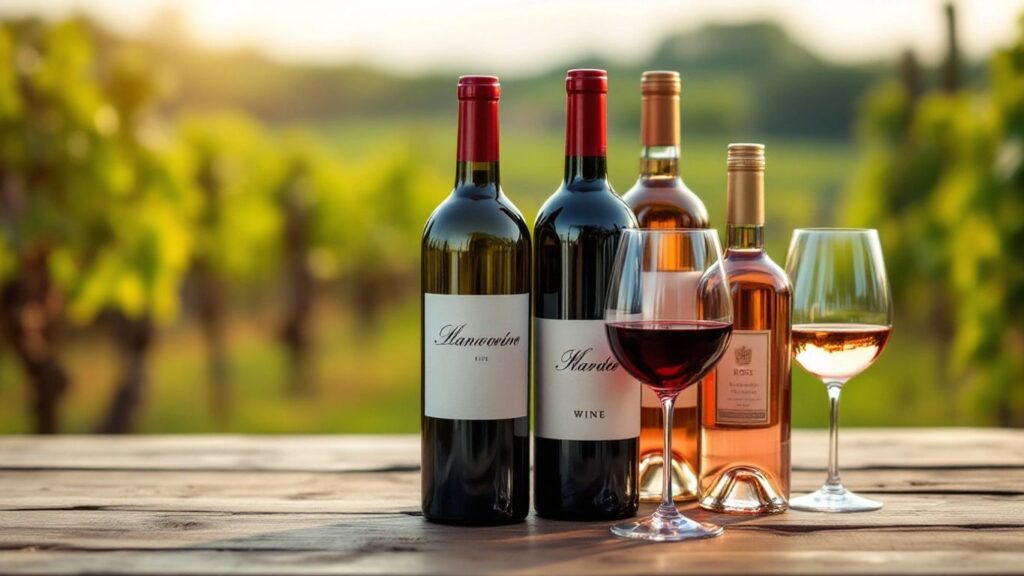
[535,318,641,440]
[639,270,700,409]
[424,293,529,420]
[714,330,771,425]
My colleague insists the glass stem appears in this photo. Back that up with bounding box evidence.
[658,395,680,518]
[825,382,843,490]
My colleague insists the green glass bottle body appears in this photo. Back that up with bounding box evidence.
[533,70,640,520]
[421,76,530,525]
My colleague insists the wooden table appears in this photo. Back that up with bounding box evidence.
[0,429,1021,574]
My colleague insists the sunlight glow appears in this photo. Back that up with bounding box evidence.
[0,0,1019,74]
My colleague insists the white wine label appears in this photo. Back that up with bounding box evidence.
[535,318,641,441]
[424,293,529,420]
[642,383,697,408]
[714,330,771,425]
[640,270,701,409]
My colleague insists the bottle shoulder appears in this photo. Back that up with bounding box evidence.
[622,178,709,228]
[423,187,531,249]
[720,250,791,293]
[534,183,638,236]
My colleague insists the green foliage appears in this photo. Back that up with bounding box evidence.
[0,15,1008,432]
[1,20,104,280]
[0,17,456,432]
[177,113,282,283]
[336,146,444,282]
[71,47,194,323]
[845,21,1024,425]
[0,20,190,323]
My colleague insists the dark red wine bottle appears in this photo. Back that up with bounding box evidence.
[533,69,640,520]
[421,76,530,525]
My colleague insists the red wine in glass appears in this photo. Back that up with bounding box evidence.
[606,320,732,396]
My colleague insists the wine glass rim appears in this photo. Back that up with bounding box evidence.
[793,227,877,234]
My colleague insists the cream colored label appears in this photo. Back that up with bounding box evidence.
[535,319,641,441]
[424,294,529,420]
[714,330,771,425]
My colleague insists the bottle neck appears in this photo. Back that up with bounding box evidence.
[455,161,499,189]
[640,92,681,180]
[564,156,608,183]
[726,168,765,250]
[639,145,680,180]
[564,90,608,186]
[455,97,499,190]
[727,224,764,250]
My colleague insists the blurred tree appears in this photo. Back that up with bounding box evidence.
[337,148,439,335]
[0,17,500,432]
[93,48,194,433]
[0,20,117,433]
[941,3,961,94]
[274,134,317,395]
[844,8,1024,425]
[178,113,281,419]
[0,21,192,432]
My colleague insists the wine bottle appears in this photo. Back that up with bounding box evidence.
[534,69,640,520]
[621,70,708,504]
[699,143,791,514]
[421,76,530,525]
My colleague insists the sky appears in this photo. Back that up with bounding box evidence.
[0,0,1020,75]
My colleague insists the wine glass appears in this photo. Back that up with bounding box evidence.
[605,229,733,541]
[786,228,893,512]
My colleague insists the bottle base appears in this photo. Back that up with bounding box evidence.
[639,453,698,503]
[699,465,788,514]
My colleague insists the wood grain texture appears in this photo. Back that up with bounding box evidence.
[0,468,1020,515]
[0,430,1020,575]
[0,429,1019,472]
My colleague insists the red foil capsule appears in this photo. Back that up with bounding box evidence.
[565,69,608,158]
[456,75,500,163]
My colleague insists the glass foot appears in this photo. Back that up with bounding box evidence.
[790,484,882,513]
[610,508,723,542]
[639,453,698,503]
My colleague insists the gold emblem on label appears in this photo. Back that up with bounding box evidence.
[735,345,753,366]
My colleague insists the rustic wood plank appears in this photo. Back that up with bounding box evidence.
[0,429,1019,472]
[0,432,1020,575]
[0,468,1020,515]
[790,428,1024,470]
[0,435,419,473]
[2,548,1022,576]
[2,491,1024,541]
[1,548,1022,576]
[0,510,1021,575]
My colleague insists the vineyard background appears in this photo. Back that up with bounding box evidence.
[0,5,1021,433]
